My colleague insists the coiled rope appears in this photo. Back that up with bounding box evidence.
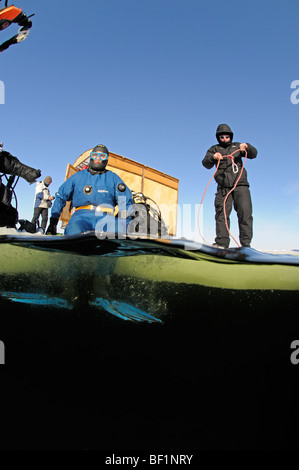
[198,148,248,247]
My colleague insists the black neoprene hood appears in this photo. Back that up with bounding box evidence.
[216,124,234,143]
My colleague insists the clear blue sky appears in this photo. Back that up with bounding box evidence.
[1,0,299,250]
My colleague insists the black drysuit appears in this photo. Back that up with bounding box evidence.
[202,124,257,248]
[0,149,41,227]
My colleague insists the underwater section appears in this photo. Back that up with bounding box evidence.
[1,232,299,450]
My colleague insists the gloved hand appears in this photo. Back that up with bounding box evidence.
[0,151,41,183]
[46,217,58,235]
[18,12,33,30]
[20,166,41,184]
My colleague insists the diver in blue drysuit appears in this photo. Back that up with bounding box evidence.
[46,144,134,236]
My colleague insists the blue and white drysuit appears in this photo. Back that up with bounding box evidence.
[51,169,134,236]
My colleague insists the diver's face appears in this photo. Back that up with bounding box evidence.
[89,151,108,171]
[219,135,230,142]
[90,151,108,164]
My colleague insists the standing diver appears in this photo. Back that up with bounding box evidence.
[202,124,257,248]
[46,144,134,236]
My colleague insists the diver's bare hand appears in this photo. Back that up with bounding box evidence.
[213,152,223,160]
[239,143,248,151]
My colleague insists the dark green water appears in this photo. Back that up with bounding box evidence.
[1,235,299,450]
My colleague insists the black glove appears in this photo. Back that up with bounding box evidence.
[18,165,41,184]
[0,151,41,183]
[16,12,33,30]
[46,217,58,235]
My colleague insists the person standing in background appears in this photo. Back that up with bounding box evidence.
[31,176,54,233]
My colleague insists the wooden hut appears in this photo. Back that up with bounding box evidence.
[60,149,179,236]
